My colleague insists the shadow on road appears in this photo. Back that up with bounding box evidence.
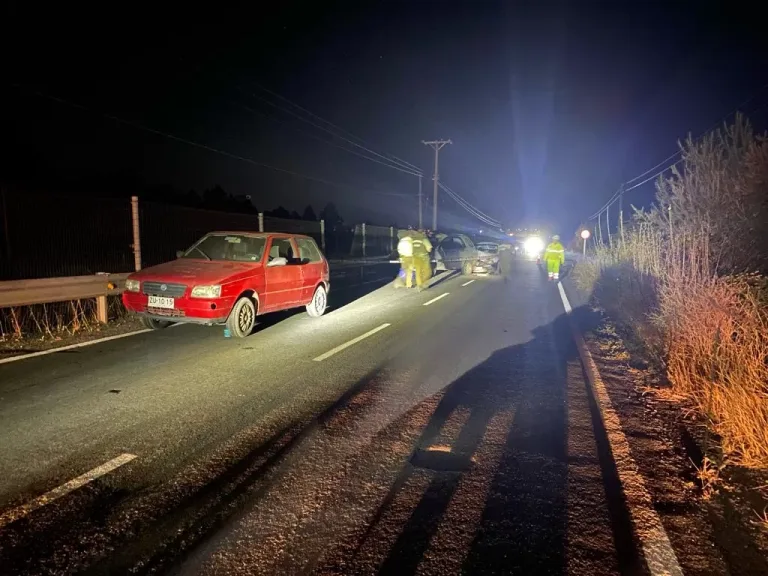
[0,300,644,576]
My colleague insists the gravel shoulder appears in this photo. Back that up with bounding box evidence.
[564,277,768,575]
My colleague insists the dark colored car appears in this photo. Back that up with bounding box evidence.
[436,234,478,275]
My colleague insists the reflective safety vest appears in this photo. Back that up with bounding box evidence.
[544,242,565,264]
[397,236,414,257]
[412,236,432,256]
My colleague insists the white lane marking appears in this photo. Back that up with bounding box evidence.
[557,282,683,576]
[0,453,137,529]
[0,329,153,365]
[0,322,188,366]
[423,293,450,306]
[313,323,391,362]
[461,279,475,287]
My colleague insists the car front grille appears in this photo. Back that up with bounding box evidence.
[142,281,187,298]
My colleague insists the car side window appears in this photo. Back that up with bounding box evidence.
[296,238,322,263]
[268,238,297,263]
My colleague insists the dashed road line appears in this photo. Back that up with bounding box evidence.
[461,279,475,287]
[422,293,450,306]
[312,323,391,362]
[0,453,138,529]
[557,281,683,576]
[0,330,153,365]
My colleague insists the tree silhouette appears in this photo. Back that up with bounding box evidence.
[319,202,343,230]
[266,205,291,219]
[302,205,317,221]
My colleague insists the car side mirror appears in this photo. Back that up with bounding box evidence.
[176,250,185,258]
[267,257,288,267]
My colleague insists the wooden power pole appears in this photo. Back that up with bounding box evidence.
[422,139,452,231]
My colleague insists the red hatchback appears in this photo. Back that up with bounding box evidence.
[122,232,330,337]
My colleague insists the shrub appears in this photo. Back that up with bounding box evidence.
[577,114,768,468]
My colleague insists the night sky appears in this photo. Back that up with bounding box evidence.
[2,0,767,235]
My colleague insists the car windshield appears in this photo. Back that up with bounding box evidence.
[477,243,498,253]
[182,234,266,262]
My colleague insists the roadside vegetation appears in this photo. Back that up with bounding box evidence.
[0,297,129,347]
[574,114,768,469]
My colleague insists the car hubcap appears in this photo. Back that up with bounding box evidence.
[239,303,253,332]
[315,289,326,312]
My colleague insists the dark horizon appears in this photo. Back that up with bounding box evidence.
[2,0,767,235]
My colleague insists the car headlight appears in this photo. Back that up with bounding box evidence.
[125,279,140,292]
[524,237,544,255]
[190,285,222,298]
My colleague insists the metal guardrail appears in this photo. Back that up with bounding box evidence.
[0,259,398,323]
[0,273,130,323]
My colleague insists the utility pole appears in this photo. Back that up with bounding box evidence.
[422,139,452,231]
[418,175,423,230]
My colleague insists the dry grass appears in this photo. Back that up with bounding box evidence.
[0,296,127,343]
[574,114,768,469]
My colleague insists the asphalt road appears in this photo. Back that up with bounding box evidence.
[0,260,706,574]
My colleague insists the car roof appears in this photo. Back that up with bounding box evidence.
[205,231,313,240]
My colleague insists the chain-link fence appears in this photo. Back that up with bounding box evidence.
[0,190,394,280]
[0,190,133,280]
[349,224,395,257]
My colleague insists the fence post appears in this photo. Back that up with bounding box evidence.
[258,212,264,233]
[320,219,326,252]
[390,226,394,253]
[362,223,366,257]
[96,295,108,324]
[131,196,142,271]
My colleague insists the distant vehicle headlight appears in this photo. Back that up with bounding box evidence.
[524,237,544,255]
[191,285,222,298]
[125,279,140,292]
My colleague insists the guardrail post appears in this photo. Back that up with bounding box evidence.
[131,196,142,271]
[362,223,366,257]
[258,212,264,232]
[96,295,108,324]
[320,219,326,252]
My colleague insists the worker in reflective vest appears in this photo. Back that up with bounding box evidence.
[544,235,565,281]
[397,230,415,288]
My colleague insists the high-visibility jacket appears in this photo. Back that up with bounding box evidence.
[544,241,565,264]
[412,235,432,256]
[397,236,414,257]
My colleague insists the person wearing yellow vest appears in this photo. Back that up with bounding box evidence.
[411,230,433,291]
[396,230,415,288]
[544,235,565,281]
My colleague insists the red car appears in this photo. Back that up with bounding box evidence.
[122,232,330,338]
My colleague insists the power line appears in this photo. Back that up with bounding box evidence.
[241,87,423,175]
[438,182,500,226]
[251,83,423,173]
[588,82,768,222]
[438,183,500,228]
[624,82,768,187]
[239,103,422,177]
[9,83,413,199]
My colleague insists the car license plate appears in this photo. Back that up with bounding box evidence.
[148,295,175,309]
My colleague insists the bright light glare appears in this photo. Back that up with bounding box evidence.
[523,236,544,255]
[580,229,591,240]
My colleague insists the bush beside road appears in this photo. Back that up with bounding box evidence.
[570,115,768,559]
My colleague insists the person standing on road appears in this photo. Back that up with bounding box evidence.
[544,235,566,281]
[396,230,415,288]
[412,230,433,291]
[498,242,513,280]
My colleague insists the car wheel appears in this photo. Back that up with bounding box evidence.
[462,260,473,275]
[142,317,171,330]
[227,297,256,338]
[306,285,327,317]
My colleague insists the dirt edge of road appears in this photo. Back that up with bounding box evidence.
[575,299,768,574]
